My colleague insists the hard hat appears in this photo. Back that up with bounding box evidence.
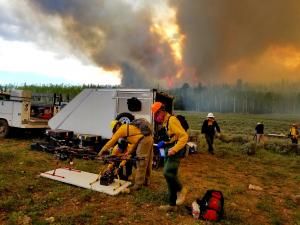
[207,112,214,118]
[151,102,163,114]
[110,120,119,129]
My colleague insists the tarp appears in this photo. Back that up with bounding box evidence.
[48,89,116,138]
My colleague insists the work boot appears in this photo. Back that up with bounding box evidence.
[158,205,177,212]
[130,184,142,191]
[176,187,188,205]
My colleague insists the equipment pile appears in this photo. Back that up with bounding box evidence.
[31,129,103,160]
[93,155,144,186]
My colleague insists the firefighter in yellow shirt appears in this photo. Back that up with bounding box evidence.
[289,124,299,144]
[98,120,153,190]
[151,102,189,211]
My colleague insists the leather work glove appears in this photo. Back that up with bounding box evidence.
[120,160,126,167]
[157,141,165,149]
[122,152,129,158]
[122,152,132,160]
[97,149,106,157]
[107,163,114,170]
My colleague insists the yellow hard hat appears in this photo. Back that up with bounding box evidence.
[151,102,163,114]
[110,120,118,129]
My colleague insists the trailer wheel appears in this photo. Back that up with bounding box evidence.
[116,112,135,124]
[0,119,9,138]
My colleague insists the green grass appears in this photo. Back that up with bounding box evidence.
[133,187,167,205]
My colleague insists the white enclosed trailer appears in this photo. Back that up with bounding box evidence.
[48,88,173,139]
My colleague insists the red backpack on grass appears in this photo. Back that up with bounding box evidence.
[196,190,224,221]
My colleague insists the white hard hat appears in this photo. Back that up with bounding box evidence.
[207,112,214,118]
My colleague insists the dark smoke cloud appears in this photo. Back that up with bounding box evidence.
[27,0,179,88]
[172,0,300,82]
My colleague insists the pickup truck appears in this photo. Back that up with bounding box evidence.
[0,90,63,137]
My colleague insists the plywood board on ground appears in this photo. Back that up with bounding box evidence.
[40,168,131,195]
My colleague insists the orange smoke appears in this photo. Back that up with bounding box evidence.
[150,6,186,79]
[266,45,300,71]
[223,44,300,83]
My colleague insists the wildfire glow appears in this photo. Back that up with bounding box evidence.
[267,45,300,70]
[223,44,300,83]
[150,5,185,78]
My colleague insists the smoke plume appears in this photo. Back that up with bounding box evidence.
[9,0,300,86]
[172,0,300,83]
[26,0,182,87]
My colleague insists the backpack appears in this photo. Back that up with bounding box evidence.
[177,115,189,131]
[167,115,189,131]
[196,190,224,221]
[130,118,153,136]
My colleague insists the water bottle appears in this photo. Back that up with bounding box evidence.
[192,201,200,219]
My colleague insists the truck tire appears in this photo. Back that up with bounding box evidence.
[115,112,135,124]
[0,119,9,138]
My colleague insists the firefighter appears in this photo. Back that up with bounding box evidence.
[255,122,264,144]
[289,124,299,144]
[201,113,221,154]
[151,102,189,211]
[98,120,153,190]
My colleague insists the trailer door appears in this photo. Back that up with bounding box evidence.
[116,89,153,123]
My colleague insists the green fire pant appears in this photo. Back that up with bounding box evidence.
[205,134,215,152]
[163,147,182,206]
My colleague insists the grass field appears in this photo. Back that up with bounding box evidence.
[0,113,299,225]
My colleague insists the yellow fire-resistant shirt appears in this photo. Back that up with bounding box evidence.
[163,112,189,153]
[290,127,299,137]
[100,124,144,155]
[111,145,125,156]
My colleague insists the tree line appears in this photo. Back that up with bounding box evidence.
[2,80,300,114]
[168,80,300,114]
